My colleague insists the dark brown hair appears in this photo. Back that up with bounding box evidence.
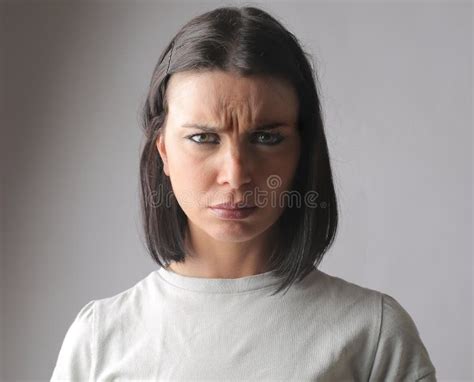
[139,6,339,296]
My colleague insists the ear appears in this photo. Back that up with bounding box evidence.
[155,132,169,176]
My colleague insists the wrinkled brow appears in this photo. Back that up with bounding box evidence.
[181,122,288,133]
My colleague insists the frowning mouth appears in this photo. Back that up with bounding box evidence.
[210,201,257,210]
[209,204,258,220]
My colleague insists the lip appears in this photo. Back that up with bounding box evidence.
[210,202,257,209]
[209,206,258,220]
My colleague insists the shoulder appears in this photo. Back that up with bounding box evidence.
[92,270,159,321]
[71,299,96,324]
[378,292,423,337]
[51,271,158,380]
[312,269,431,342]
[51,300,96,380]
[298,269,383,341]
[309,270,436,380]
[308,270,431,326]
[308,268,382,306]
[368,291,437,380]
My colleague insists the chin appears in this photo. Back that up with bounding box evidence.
[207,225,259,243]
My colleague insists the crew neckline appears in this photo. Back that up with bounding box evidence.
[156,266,283,293]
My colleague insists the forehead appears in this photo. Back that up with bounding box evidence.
[165,70,299,124]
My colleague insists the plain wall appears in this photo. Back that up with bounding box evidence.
[1,1,472,381]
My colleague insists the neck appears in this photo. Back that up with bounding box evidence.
[166,223,277,279]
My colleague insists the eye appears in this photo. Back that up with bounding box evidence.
[185,131,285,146]
[186,133,220,145]
[251,131,285,145]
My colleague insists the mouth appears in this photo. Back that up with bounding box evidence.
[210,201,257,210]
[208,205,258,220]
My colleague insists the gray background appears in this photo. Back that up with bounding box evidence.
[1,0,472,381]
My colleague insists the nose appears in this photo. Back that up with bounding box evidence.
[216,144,252,189]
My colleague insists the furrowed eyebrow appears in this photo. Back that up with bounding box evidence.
[181,122,286,132]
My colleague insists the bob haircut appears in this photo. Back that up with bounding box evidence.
[139,6,339,296]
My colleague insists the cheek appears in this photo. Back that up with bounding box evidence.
[260,144,300,186]
[255,149,300,210]
[167,149,214,208]
[282,137,301,180]
[167,140,199,177]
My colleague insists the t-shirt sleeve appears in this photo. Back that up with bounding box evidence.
[50,300,95,381]
[368,293,437,381]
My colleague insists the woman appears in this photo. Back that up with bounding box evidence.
[51,6,437,381]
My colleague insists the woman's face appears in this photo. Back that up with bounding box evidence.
[156,70,300,243]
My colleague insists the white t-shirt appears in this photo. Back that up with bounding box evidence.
[51,266,437,381]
